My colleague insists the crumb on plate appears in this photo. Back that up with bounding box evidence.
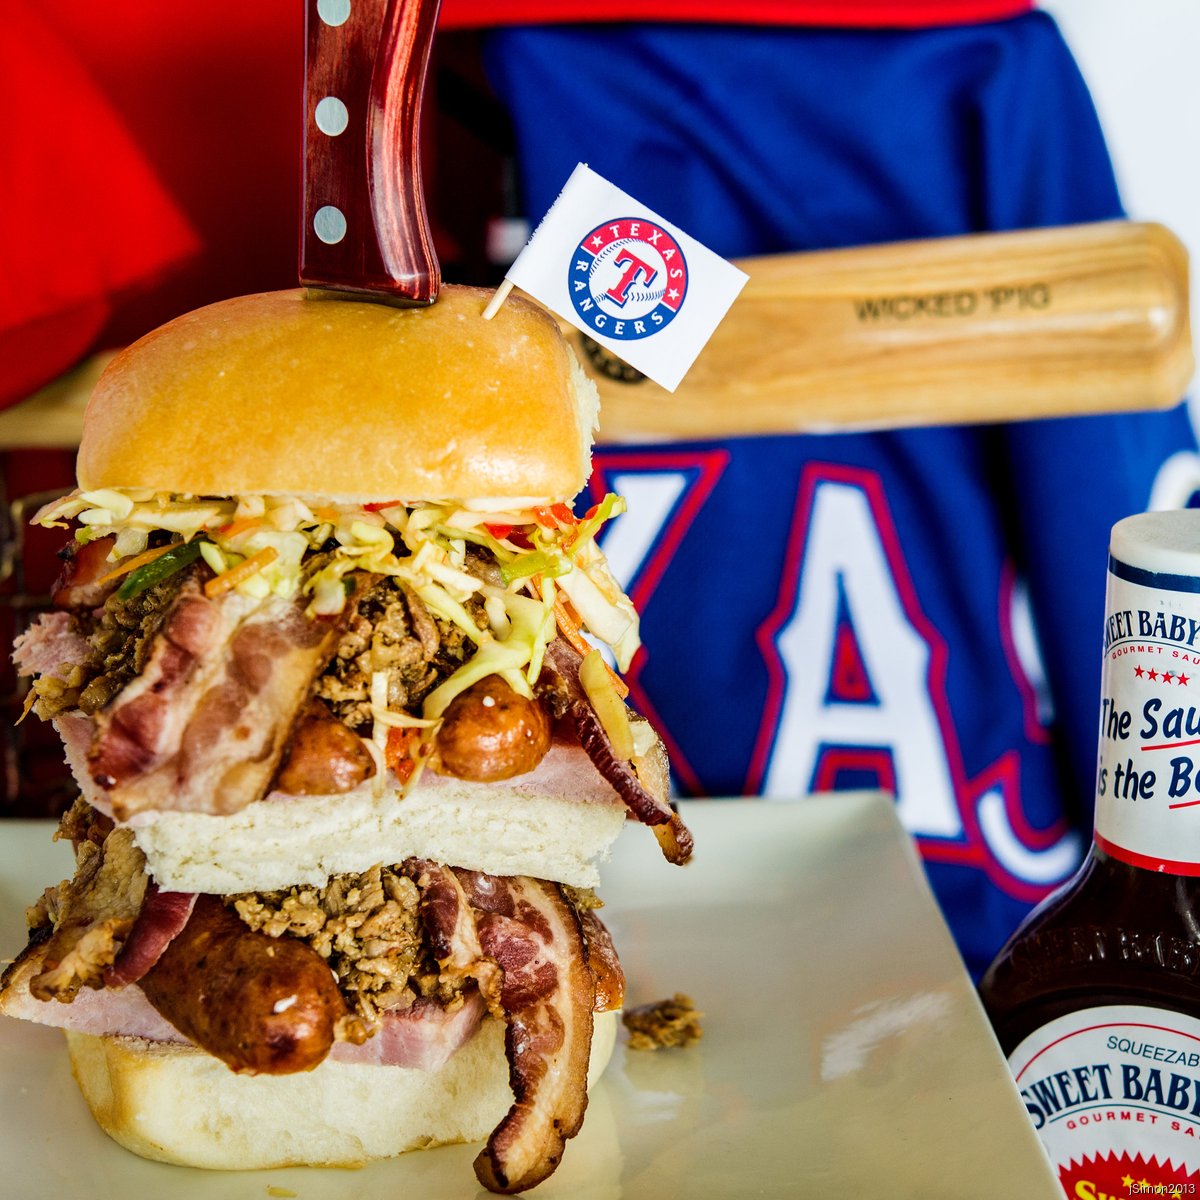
[622,993,703,1050]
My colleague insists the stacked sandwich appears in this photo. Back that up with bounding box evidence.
[0,286,693,1194]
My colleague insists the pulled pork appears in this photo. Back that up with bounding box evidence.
[26,824,149,1000]
[32,567,190,719]
[315,576,485,730]
[228,867,612,1031]
[230,865,465,1026]
[623,993,704,1050]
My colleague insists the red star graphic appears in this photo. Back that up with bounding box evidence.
[1181,674,1191,686]
[1148,669,1159,681]
[1135,665,1145,678]
[1164,671,1176,684]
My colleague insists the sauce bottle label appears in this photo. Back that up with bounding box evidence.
[1096,560,1200,872]
[1010,1004,1200,1191]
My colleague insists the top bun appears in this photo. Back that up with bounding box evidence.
[77,286,599,504]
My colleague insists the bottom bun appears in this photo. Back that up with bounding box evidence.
[66,1010,619,1170]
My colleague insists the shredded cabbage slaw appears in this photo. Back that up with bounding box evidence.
[36,488,641,737]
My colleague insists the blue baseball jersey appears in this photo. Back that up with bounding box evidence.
[484,12,1200,976]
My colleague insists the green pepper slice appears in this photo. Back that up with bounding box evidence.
[116,540,205,601]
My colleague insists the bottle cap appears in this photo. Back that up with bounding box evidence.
[1110,510,1200,579]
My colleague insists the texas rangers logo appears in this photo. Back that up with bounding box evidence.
[569,217,688,341]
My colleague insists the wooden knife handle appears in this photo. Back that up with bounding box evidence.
[301,0,441,304]
[567,221,1193,439]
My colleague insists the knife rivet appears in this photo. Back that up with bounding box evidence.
[315,97,349,137]
[313,205,347,245]
[316,0,351,26]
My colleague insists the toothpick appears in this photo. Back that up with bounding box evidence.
[482,279,515,321]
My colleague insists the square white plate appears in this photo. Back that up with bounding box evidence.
[0,794,1057,1198]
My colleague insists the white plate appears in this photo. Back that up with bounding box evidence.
[0,795,1058,1198]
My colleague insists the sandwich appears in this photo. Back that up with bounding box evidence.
[0,285,693,1193]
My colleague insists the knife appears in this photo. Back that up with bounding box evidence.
[300,0,441,305]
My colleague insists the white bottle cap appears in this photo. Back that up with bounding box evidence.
[1110,510,1200,578]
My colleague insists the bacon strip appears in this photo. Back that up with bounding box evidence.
[51,535,119,610]
[406,859,485,970]
[89,579,349,819]
[579,910,625,1013]
[407,862,603,1192]
[543,640,693,864]
[103,885,197,987]
[453,871,596,1195]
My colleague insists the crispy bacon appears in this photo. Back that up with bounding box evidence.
[103,885,197,987]
[406,858,487,978]
[543,641,693,864]
[579,910,625,1013]
[406,862,603,1192]
[88,580,349,818]
[453,871,596,1195]
[51,535,119,610]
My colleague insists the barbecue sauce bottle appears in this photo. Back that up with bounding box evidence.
[980,511,1200,1192]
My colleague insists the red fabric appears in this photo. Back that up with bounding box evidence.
[439,0,1033,29]
[4,0,1034,417]
[0,2,200,411]
[35,1,304,349]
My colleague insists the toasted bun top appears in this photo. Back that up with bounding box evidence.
[77,286,599,504]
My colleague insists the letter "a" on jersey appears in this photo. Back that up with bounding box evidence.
[750,467,962,838]
[749,464,1079,898]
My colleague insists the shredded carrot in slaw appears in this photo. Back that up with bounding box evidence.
[552,592,629,698]
[93,541,177,587]
[213,516,263,539]
[203,546,278,598]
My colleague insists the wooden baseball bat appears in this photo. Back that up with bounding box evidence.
[563,220,1193,440]
[1,222,1189,450]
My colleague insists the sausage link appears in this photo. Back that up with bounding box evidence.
[274,701,376,794]
[432,676,552,782]
[139,894,345,1075]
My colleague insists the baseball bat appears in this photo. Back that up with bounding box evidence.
[562,220,1193,440]
[2,222,1190,450]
